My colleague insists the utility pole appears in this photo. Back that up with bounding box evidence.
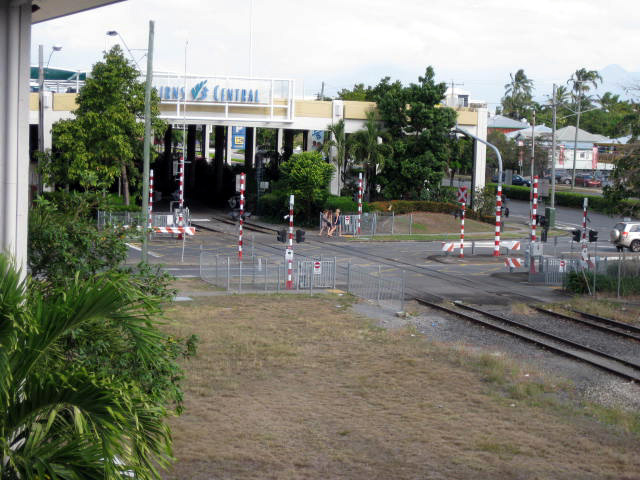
[38,45,44,195]
[571,90,582,190]
[450,80,464,107]
[550,84,557,209]
[141,20,155,262]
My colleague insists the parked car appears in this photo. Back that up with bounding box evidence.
[490,173,531,187]
[574,174,602,187]
[610,222,640,252]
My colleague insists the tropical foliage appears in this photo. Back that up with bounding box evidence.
[0,255,178,478]
[279,151,334,222]
[501,69,534,120]
[374,67,458,200]
[41,46,165,204]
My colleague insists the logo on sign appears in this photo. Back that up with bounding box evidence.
[457,186,468,203]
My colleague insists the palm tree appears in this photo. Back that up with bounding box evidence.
[502,69,534,119]
[0,255,171,479]
[323,119,347,194]
[568,68,602,106]
[348,110,392,201]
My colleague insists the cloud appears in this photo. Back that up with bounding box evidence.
[31,0,640,106]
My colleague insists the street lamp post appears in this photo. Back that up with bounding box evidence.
[141,20,155,262]
[38,44,62,194]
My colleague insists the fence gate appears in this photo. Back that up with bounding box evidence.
[297,259,336,289]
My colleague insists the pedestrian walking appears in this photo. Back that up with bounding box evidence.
[319,209,332,236]
[328,209,341,237]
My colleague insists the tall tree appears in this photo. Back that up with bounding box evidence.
[44,46,164,204]
[323,119,347,193]
[348,110,392,200]
[375,67,457,199]
[501,69,534,120]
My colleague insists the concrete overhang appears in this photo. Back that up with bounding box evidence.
[31,0,125,24]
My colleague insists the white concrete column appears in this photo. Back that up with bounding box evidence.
[0,1,31,273]
[276,128,284,154]
[204,124,211,162]
[226,126,233,165]
[472,108,488,206]
[304,130,312,151]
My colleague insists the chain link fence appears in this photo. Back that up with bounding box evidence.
[200,253,406,311]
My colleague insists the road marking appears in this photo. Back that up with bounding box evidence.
[126,243,161,258]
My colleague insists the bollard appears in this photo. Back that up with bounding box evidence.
[401,270,406,313]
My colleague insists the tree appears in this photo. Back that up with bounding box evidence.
[279,152,334,222]
[338,83,369,101]
[501,69,534,120]
[568,68,602,103]
[0,255,174,478]
[348,110,392,200]
[323,119,347,193]
[43,46,164,204]
[375,67,457,199]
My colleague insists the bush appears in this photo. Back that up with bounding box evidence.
[324,195,372,214]
[565,271,640,295]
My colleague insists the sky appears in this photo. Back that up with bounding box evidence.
[32,0,640,110]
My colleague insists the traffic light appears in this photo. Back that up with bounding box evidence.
[571,229,581,242]
[296,229,306,243]
[277,229,286,243]
[589,230,598,242]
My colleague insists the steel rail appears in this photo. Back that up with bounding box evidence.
[415,298,640,382]
[531,306,640,343]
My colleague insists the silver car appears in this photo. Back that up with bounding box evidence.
[610,222,640,252]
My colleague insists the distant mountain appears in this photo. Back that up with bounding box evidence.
[596,64,640,99]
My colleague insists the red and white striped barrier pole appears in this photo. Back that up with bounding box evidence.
[459,201,465,258]
[357,172,363,235]
[286,195,294,289]
[493,184,502,256]
[148,169,154,229]
[177,155,185,239]
[238,172,245,259]
[531,175,539,242]
[581,197,588,242]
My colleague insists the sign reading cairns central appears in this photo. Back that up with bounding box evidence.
[156,79,261,104]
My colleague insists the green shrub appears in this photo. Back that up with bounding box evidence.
[324,195,371,214]
[565,271,640,295]
[259,190,289,220]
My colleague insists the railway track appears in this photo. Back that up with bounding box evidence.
[531,306,640,343]
[415,298,640,383]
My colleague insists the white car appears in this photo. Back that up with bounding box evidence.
[610,222,640,252]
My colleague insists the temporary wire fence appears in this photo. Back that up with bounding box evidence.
[97,210,145,229]
[200,253,406,311]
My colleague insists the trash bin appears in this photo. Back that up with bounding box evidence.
[545,207,556,229]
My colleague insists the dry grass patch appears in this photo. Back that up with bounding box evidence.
[557,298,640,325]
[163,294,640,480]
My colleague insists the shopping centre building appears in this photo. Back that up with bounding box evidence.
[30,71,489,195]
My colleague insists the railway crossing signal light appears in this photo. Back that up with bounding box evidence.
[589,230,598,242]
[296,229,306,243]
[571,229,581,242]
[277,229,286,243]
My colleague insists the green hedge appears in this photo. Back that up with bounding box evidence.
[488,183,631,215]
[324,195,372,214]
[369,200,494,224]
[565,271,640,295]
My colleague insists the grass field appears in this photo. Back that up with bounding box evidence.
[162,285,640,479]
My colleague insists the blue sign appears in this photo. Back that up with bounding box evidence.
[156,80,260,104]
[232,126,246,148]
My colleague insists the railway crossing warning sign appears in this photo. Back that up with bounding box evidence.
[457,186,468,203]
